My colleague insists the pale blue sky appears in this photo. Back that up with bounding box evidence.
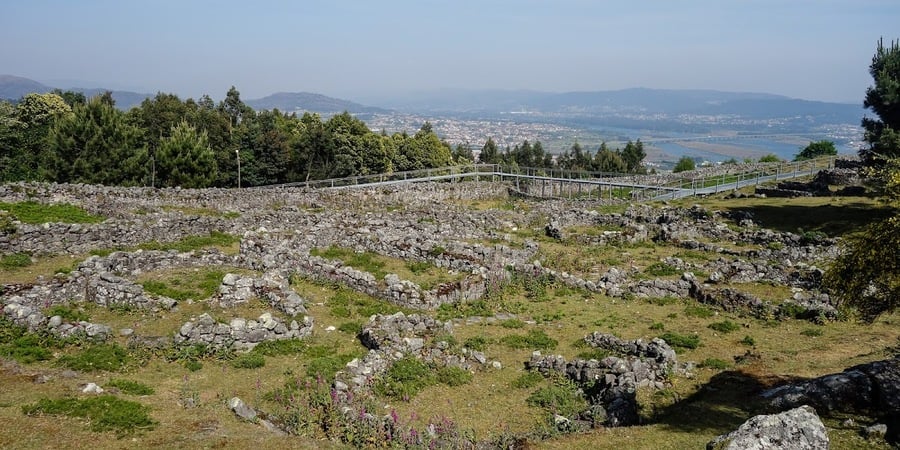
[2,0,897,103]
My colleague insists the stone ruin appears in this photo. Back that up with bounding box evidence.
[526,332,680,428]
[0,164,875,439]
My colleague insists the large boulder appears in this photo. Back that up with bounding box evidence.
[707,405,829,450]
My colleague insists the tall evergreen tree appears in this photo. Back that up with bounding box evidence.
[479,137,500,164]
[49,96,146,185]
[156,121,216,188]
[621,139,647,173]
[861,38,900,165]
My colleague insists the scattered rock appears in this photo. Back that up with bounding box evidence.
[707,405,829,450]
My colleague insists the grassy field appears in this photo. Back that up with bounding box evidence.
[0,191,897,449]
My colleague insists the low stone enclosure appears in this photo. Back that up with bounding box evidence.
[0,162,894,445]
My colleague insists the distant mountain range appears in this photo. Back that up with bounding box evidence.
[245,92,388,115]
[0,75,386,114]
[375,87,864,123]
[1,74,864,125]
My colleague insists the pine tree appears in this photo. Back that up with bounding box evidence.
[157,121,217,188]
[49,96,146,185]
[861,38,900,165]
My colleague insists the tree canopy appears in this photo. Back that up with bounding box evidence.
[860,38,900,166]
[672,156,696,173]
[824,38,900,321]
[795,140,837,161]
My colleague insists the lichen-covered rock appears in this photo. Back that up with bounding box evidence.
[706,405,829,450]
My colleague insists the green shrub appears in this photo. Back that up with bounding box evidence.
[644,262,679,277]
[331,305,352,318]
[779,302,808,319]
[684,305,714,318]
[500,329,558,350]
[463,335,491,351]
[699,358,729,370]
[436,366,473,386]
[337,321,363,335]
[801,328,824,337]
[708,320,740,334]
[106,379,155,396]
[740,335,756,346]
[45,305,89,323]
[22,395,156,435]
[305,353,357,382]
[649,322,665,331]
[374,357,436,400]
[647,296,680,306]
[405,260,431,275]
[184,360,203,372]
[0,201,104,224]
[500,318,525,329]
[59,343,131,372]
[526,378,587,417]
[0,333,54,363]
[511,371,544,389]
[231,353,265,369]
[0,252,32,270]
[659,332,700,350]
[577,348,611,361]
[435,299,493,320]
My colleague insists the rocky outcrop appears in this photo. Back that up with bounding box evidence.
[707,405,829,450]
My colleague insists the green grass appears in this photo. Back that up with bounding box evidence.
[436,366,473,386]
[0,201,105,224]
[708,320,741,334]
[374,356,436,400]
[511,371,545,389]
[310,245,387,279]
[500,329,558,350]
[698,358,730,370]
[801,328,824,337]
[463,335,492,351]
[58,343,132,372]
[251,339,308,357]
[326,287,405,319]
[525,377,587,417]
[45,305,90,323]
[231,353,265,369]
[500,318,526,329]
[0,318,69,363]
[684,304,715,319]
[137,231,238,253]
[0,252,32,269]
[22,395,156,435]
[106,379,155,396]
[658,332,701,351]
[643,262,679,277]
[141,269,225,302]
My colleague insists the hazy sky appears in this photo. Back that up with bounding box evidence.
[2,0,897,103]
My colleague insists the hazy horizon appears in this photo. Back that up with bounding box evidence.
[4,1,898,104]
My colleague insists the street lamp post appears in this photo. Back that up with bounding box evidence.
[236,149,241,189]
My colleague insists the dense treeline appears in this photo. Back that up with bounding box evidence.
[0,86,645,187]
[477,137,646,174]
